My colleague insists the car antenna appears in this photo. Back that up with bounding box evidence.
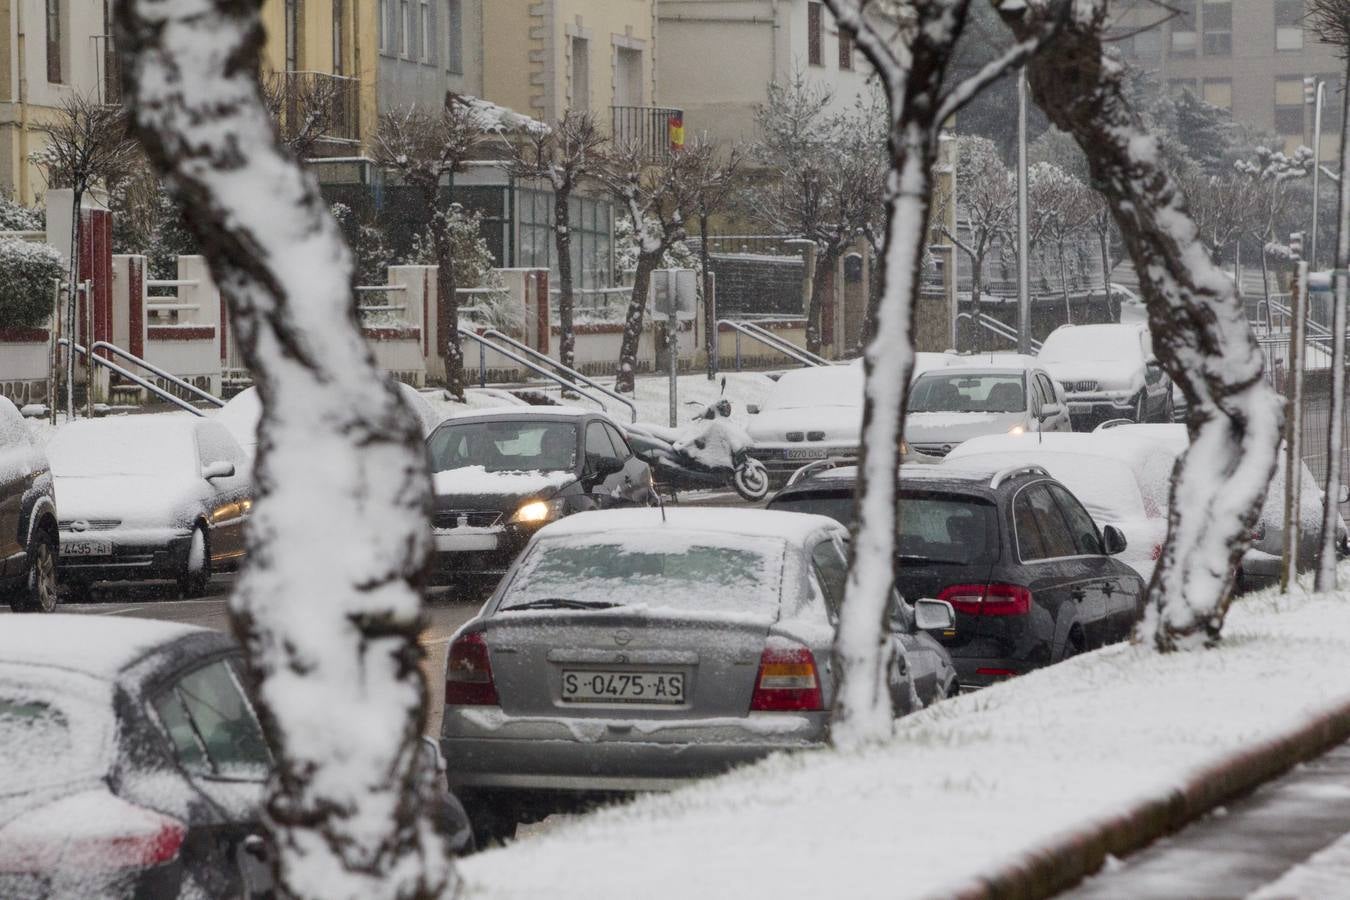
[656,492,668,523]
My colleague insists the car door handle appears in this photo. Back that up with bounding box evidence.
[1071,588,1086,602]
[1100,582,1115,596]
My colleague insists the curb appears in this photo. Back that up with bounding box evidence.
[941,697,1350,900]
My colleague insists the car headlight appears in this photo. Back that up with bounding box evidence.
[1008,424,1025,435]
[510,498,564,525]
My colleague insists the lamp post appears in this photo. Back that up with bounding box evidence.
[1307,77,1326,268]
[1016,67,1030,355]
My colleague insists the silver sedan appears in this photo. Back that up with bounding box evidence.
[440,507,958,844]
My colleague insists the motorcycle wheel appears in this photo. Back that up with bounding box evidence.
[733,459,771,502]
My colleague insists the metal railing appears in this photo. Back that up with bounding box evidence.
[90,341,225,408]
[479,329,637,423]
[58,339,205,417]
[717,319,828,370]
[956,311,1042,353]
[612,105,682,159]
[457,329,614,419]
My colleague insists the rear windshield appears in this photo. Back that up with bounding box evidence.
[772,490,999,565]
[910,373,1026,413]
[0,671,112,796]
[428,421,577,473]
[500,533,785,616]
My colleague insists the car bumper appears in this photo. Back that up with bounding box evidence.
[1062,394,1138,425]
[441,708,825,795]
[428,526,533,581]
[56,527,192,583]
[1237,548,1282,593]
[748,445,858,481]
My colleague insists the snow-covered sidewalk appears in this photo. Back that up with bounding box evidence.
[459,586,1350,899]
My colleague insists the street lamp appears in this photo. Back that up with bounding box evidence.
[1305,76,1326,268]
[1016,67,1030,355]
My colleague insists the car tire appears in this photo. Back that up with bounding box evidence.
[178,525,210,599]
[1061,629,1086,662]
[9,529,59,613]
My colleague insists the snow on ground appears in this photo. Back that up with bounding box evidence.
[459,579,1350,899]
[1249,828,1350,899]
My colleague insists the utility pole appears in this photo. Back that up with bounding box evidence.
[1307,78,1326,268]
[1282,245,1309,592]
[1016,67,1031,355]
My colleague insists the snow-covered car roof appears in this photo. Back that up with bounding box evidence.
[0,615,206,679]
[534,507,845,545]
[941,353,1040,370]
[443,405,605,423]
[783,463,1006,487]
[915,364,1036,379]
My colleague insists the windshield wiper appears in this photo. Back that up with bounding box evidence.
[500,598,621,612]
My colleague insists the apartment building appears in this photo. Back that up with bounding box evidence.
[657,0,875,146]
[1109,0,1344,161]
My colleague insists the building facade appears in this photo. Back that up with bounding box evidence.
[657,0,875,146]
[1109,0,1344,161]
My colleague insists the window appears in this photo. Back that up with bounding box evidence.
[1015,484,1078,561]
[811,538,849,617]
[614,46,643,107]
[602,423,632,460]
[585,421,620,470]
[45,0,61,83]
[1134,28,1161,60]
[1047,484,1104,556]
[400,0,411,57]
[1202,2,1231,56]
[152,660,270,778]
[838,26,854,70]
[1170,0,1196,56]
[195,422,243,469]
[571,37,590,113]
[1168,78,1197,98]
[378,0,389,52]
[808,2,823,66]
[446,0,463,72]
[420,0,431,61]
[1276,0,1304,52]
[1275,76,1307,142]
[332,0,345,73]
[517,190,614,292]
[1202,78,1232,111]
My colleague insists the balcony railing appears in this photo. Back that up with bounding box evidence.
[612,106,684,159]
[279,71,361,148]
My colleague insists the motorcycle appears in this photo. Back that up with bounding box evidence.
[624,383,771,503]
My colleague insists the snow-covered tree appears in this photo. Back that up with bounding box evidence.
[940,135,1014,343]
[821,0,1071,747]
[997,0,1284,651]
[0,239,63,329]
[603,139,717,394]
[115,0,456,897]
[1028,162,1096,321]
[1234,147,1313,308]
[0,197,44,231]
[509,112,607,375]
[686,140,743,379]
[373,98,488,399]
[261,69,347,160]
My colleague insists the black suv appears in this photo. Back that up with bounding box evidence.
[767,461,1145,688]
[0,396,58,612]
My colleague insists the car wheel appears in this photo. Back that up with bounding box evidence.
[178,525,210,599]
[1061,629,1086,662]
[9,531,59,613]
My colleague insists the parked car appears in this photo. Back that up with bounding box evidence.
[1036,323,1172,427]
[0,397,58,613]
[46,415,251,601]
[0,615,470,899]
[944,431,1178,581]
[767,463,1145,689]
[425,407,654,585]
[440,507,958,842]
[904,362,1071,458]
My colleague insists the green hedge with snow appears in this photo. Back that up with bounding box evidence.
[0,238,63,330]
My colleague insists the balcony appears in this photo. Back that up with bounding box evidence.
[611,106,684,160]
[276,71,362,151]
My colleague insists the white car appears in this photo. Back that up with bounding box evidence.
[46,415,251,600]
[1037,324,1172,427]
[945,431,1176,581]
[905,362,1071,459]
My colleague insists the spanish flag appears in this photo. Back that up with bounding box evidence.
[668,113,685,152]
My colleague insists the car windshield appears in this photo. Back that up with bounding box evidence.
[0,671,112,796]
[769,491,999,564]
[500,533,785,616]
[909,373,1026,413]
[47,421,194,478]
[1040,328,1141,364]
[428,421,578,473]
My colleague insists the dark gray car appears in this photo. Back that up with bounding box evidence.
[439,507,958,843]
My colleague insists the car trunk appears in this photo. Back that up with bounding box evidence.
[897,559,997,652]
[483,611,773,719]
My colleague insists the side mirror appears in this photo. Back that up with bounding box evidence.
[588,456,624,482]
[1102,524,1128,556]
[747,404,760,415]
[1038,402,1064,421]
[914,598,957,631]
[1339,485,1350,505]
[202,460,236,480]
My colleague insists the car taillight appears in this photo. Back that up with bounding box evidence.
[1150,542,1163,561]
[749,638,822,712]
[445,631,499,706]
[937,583,1032,617]
[0,795,185,874]
[1251,521,1267,542]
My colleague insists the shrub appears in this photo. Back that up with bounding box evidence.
[0,239,64,330]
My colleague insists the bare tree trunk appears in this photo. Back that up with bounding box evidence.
[554,182,576,373]
[701,211,716,379]
[806,243,841,356]
[65,192,81,420]
[1001,0,1283,651]
[116,0,455,895]
[434,212,464,399]
[1099,229,1111,320]
[970,254,984,352]
[617,251,660,393]
[1059,242,1071,324]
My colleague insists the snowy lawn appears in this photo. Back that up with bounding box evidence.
[459,582,1350,899]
